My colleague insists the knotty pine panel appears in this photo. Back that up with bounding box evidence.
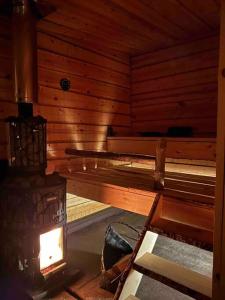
[0,17,11,162]
[45,7,153,53]
[132,50,218,83]
[37,31,130,73]
[67,0,174,48]
[133,98,217,121]
[38,49,129,88]
[0,77,11,90]
[133,118,217,137]
[132,36,219,68]
[132,68,217,95]
[38,68,129,102]
[178,0,220,30]
[0,18,131,170]
[39,86,130,114]
[132,82,218,103]
[46,123,130,137]
[48,0,219,57]
[131,36,219,136]
[107,137,216,161]
[143,0,215,37]
[132,89,217,108]
[34,105,130,127]
[109,0,188,40]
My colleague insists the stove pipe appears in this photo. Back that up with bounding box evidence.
[12,0,38,105]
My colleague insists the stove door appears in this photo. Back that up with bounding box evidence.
[39,227,64,271]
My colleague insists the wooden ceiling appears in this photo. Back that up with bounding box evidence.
[37,0,221,60]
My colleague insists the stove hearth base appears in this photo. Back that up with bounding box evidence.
[1,264,80,300]
[28,265,80,300]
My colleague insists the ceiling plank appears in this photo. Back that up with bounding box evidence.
[46,10,147,53]
[50,0,176,54]
[144,0,215,37]
[179,0,220,30]
[40,0,221,58]
[38,19,131,62]
[110,0,189,40]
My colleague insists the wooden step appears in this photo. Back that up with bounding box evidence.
[134,253,212,300]
[125,296,140,300]
[150,195,214,250]
[118,231,158,300]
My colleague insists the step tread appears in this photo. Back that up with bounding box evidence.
[125,296,140,300]
[134,252,212,298]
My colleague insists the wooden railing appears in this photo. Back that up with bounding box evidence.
[66,138,167,190]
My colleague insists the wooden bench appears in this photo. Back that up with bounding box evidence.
[64,138,215,249]
[64,164,214,250]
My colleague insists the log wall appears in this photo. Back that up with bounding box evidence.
[0,17,131,172]
[131,36,219,136]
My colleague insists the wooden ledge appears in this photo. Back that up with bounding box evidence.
[107,137,216,142]
[107,136,216,161]
[134,253,212,299]
[125,296,140,300]
[64,165,214,248]
[66,171,157,216]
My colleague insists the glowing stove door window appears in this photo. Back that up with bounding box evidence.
[40,227,63,270]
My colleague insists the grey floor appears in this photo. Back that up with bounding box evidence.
[67,209,213,300]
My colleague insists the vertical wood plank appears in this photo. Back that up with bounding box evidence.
[154,139,166,190]
[213,1,225,299]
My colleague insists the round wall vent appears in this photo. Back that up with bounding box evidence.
[60,78,71,91]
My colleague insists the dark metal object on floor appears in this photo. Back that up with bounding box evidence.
[101,223,140,293]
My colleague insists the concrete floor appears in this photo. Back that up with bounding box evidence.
[67,208,213,300]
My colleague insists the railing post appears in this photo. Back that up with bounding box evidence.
[154,139,167,190]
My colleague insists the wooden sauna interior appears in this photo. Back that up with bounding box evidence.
[1,0,225,299]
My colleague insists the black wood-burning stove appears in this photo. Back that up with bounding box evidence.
[0,2,79,297]
[0,103,68,298]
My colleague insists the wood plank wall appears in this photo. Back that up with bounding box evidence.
[0,16,131,172]
[131,36,219,136]
[0,17,11,162]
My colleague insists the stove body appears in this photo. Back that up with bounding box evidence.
[0,104,67,296]
[0,2,71,297]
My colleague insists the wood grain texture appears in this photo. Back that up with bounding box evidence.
[131,36,219,135]
[51,291,77,299]
[134,252,212,299]
[41,0,219,56]
[107,137,216,161]
[68,274,113,300]
[0,16,131,171]
[65,164,214,250]
[67,177,156,216]
[150,195,214,249]
[213,1,225,298]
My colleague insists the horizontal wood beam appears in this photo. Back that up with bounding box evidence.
[65,167,214,250]
[107,137,216,161]
[66,140,166,189]
[65,148,155,163]
[67,176,157,216]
